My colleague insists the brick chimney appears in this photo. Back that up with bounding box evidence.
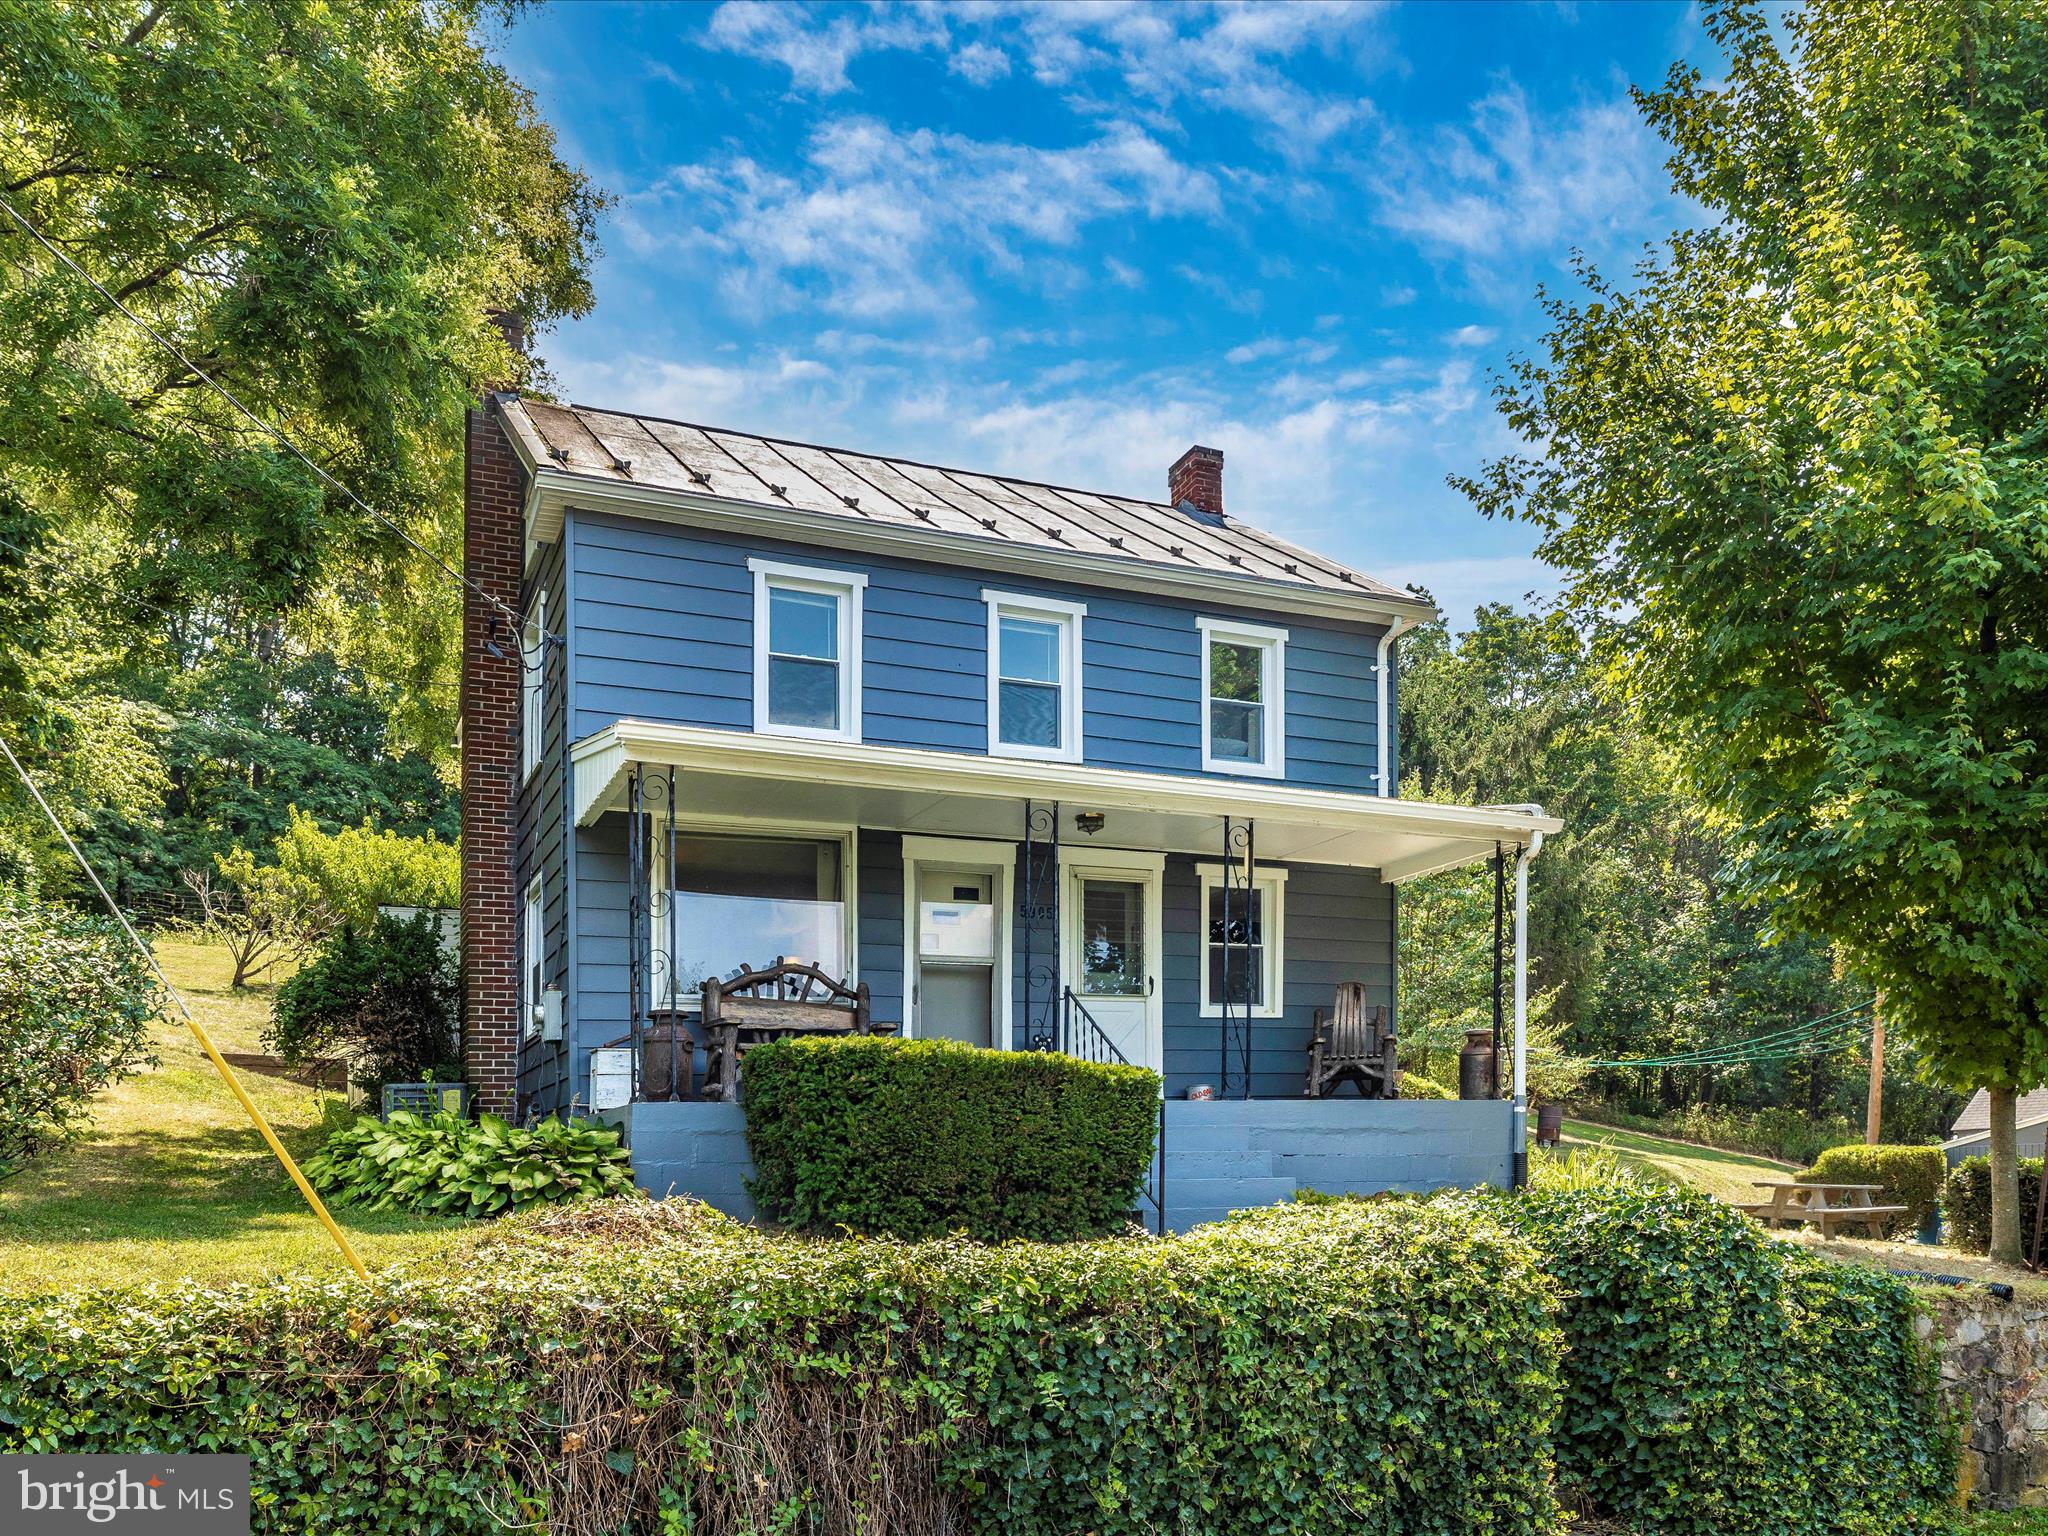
[460,315,528,1117]
[1169,444,1224,517]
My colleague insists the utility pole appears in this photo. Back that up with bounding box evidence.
[1865,994,1884,1145]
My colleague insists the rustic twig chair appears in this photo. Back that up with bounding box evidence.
[699,956,881,1101]
[1305,984,1399,1099]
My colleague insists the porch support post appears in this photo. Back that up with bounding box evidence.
[1491,843,1504,1098]
[626,767,645,1103]
[1511,822,1545,1188]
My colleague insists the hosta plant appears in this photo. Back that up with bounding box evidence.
[303,1110,635,1218]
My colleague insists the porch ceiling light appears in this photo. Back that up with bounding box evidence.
[1075,810,1107,837]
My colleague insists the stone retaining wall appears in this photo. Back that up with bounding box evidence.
[1924,1287,2048,1508]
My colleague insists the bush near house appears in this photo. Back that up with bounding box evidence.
[1946,1156,2044,1258]
[742,1035,1160,1240]
[1800,1143,1948,1238]
[267,911,460,1095]
[1503,1181,1953,1536]
[0,1197,1563,1536]
[302,1111,635,1219]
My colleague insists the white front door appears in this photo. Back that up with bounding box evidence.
[1064,853,1164,1073]
[902,836,1015,1049]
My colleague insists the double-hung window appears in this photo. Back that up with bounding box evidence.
[750,559,865,741]
[982,590,1084,762]
[521,876,544,1038]
[1198,617,1286,777]
[520,591,546,780]
[1197,862,1286,1018]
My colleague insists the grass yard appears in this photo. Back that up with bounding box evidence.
[0,938,480,1294]
[1554,1117,1796,1203]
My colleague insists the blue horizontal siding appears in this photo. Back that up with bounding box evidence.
[562,509,1391,791]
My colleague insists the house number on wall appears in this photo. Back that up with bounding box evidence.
[1017,902,1056,922]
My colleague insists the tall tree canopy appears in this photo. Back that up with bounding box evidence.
[0,0,600,894]
[1462,0,2048,1257]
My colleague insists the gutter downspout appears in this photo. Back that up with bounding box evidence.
[1375,616,1416,798]
[1484,804,1547,1187]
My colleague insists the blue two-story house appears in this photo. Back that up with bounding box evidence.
[458,391,1558,1229]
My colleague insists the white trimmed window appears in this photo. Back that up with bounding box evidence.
[750,559,866,742]
[1197,862,1286,1018]
[520,590,546,780]
[1198,616,1286,777]
[982,589,1085,763]
[522,875,544,1038]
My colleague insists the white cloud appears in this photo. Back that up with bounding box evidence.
[1369,78,1667,277]
[643,116,1223,321]
[1379,283,1418,306]
[1445,323,1499,347]
[948,40,1011,84]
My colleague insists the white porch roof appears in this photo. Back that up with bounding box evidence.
[572,720,1560,882]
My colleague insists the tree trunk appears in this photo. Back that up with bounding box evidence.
[1990,1084,2022,1266]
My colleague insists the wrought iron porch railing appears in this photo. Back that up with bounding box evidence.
[1057,987,1165,1237]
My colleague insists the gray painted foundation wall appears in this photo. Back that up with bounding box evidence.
[609,1096,1514,1233]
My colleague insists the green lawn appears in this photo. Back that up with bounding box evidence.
[0,938,480,1294]
[1552,1117,1797,1203]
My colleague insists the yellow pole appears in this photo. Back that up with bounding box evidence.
[0,732,371,1283]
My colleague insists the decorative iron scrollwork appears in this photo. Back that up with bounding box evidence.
[1021,799,1060,1052]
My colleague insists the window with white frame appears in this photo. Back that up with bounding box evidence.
[1198,617,1286,777]
[750,559,865,741]
[520,591,546,780]
[522,875,544,1038]
[652,827,855,1008]
[1197,862,1286,1018]
[982,590,1084,762]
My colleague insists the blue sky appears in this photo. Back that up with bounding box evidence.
[495,1,1719,627]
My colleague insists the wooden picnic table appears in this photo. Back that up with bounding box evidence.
[1734,1181,1908,1238]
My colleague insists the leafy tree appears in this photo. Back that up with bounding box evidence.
[1462,0,2048,1257]
[181,853,327,989]
[272,809,458,926]
[0,0,600,880]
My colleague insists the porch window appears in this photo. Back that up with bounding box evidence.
[983,589,1084,763]
[1197,862,1286,1018]
[750,559,865,742]
[520,590,546,780]
[1198,617,1286,777]
[657,831,851,1003]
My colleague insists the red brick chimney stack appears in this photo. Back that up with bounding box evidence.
[459,311,528,1116]
[1169,444,1224,517]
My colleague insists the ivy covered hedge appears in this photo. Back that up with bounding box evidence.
[0,1196,1562,1536]
[1504,1182,1953,1535]
[1800,1143,1947,1238]
[742,1035,1160,1240]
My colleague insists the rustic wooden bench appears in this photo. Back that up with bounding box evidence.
[1735,1181,1909,1239]
[1306,983,1399,1100]
[699,957,884,1102]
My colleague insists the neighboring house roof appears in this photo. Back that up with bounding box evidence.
[1946,1086,2048,1143]
[497,398,1434,623]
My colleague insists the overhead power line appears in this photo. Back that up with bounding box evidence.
[1580,999,1879,1070]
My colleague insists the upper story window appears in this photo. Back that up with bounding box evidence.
[1198,616,1286,778]
[982,589,1085,763]
[750,558,865,742]
[521,590,546,781]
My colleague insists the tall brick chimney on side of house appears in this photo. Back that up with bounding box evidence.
[459,325,528,1117]
[1169,444,1224,518]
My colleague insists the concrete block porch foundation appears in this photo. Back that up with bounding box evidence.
[606,1098,1516,1233]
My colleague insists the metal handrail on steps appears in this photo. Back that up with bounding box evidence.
[1059,987,1166,1237]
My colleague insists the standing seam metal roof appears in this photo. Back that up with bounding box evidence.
[503,399,1423,611]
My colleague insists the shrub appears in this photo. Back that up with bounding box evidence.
[1945,1154,2042,1257]
[273,809,460,925]
[268,912,460,1094]
[1397,1071,1454,1100]
[0,888,161,1175]
[1502,1181,1952,1535]
[742,1036,1160,1241]
[0,1195,1563,1536]
[302,1110,635,1218]
[1800,1143,1947,1238]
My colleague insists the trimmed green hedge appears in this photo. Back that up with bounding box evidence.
[0,1196,1563,1536]
[1800,1143,1946,1238]
[1504,1182,1952,1535]
[742,1035,1160,1240]
[1945,1154,2043,1256]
